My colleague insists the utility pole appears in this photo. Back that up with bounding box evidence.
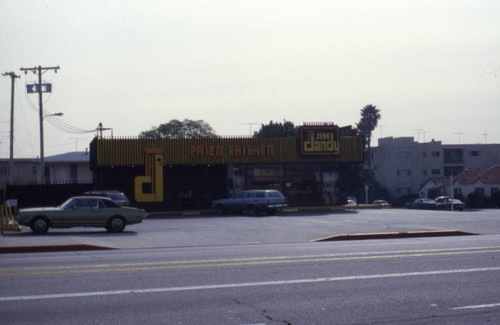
[20,65,60,183]
[97,122,113,139]
[2,72,20,184]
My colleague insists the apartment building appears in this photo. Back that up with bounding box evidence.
[371,137,500,198]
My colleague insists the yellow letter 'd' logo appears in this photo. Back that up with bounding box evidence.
[134,148,164,202]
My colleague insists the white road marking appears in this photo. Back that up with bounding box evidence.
[452,302,500,310]
[1,266,499,302]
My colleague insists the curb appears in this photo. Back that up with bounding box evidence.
[146,205,370,217]
[312,230,478,242]
[0,244,116,254]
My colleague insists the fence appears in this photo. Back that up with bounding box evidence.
[5,182,94,208]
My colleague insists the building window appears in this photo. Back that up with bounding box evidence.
[397,170,411,176]
[0,166,8,175]
[444,149,464,164]
[432,169,440,175]
[475,187,485,196]
[397,187,412,195]
[469,151,480,157]
[44,166,50,181]
[396,151,410,158]
[491,187,498,196]
[444,166,464,177]
[249,167,283,190]
[70,164,78,180]
[431,151,440,157]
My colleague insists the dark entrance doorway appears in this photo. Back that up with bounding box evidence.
[165,165,227,210]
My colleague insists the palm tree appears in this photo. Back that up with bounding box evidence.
[357,104,381,168]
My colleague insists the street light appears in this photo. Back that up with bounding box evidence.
[45,112,63,118]
[39,112,63,183]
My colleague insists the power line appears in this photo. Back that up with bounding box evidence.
[23,83,96,134]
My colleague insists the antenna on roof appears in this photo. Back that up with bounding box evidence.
[240,123,259,136]
[454,132,465,144]
[482,129,488,144]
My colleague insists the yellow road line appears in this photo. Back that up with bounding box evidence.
[2,245,499,272]
[1,247,499,277]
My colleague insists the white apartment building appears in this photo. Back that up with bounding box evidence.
[371,137,500,198]
[0,151,91,192]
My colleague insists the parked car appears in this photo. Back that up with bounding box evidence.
[347,196,358,204]
[344,199,358,209]
[372,200,391,208]
[435,196,465,211]
[15,196,146,234]
[84,190,130,206]
[211,190,287,215]
[405,198,437,210]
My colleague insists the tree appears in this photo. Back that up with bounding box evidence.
[253,120,297,138]
[356,104,381,168]
[139,119,217,138]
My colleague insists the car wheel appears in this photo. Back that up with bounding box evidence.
[217,205,227,215]
[30,217,49,234]
[107,216,125,233]
[249,205,259,216]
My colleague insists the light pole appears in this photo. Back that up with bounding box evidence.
[40,112,63,183]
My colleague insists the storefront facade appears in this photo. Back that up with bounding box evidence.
[89,125,364,211]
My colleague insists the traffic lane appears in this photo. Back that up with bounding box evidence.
[1,263,499,324]
[2,236,500,286]
[1,237,499,299]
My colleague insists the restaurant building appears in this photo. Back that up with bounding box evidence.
[89,124,364,211]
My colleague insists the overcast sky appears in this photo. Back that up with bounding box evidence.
[1,0,499,158]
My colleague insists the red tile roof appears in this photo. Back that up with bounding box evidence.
[478,165,500,184]
[455,165,500,185]
[455,169,484,185]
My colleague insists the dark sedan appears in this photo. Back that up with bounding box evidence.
[435,197,465,211]
[405,198,437,210]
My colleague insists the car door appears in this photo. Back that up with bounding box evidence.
[228,192,247,211]
[254,191,266,208]
[63,198,100,226]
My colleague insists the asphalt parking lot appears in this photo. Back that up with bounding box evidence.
[1,208,499,253]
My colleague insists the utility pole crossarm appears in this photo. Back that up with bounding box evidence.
[20,66,60,73]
